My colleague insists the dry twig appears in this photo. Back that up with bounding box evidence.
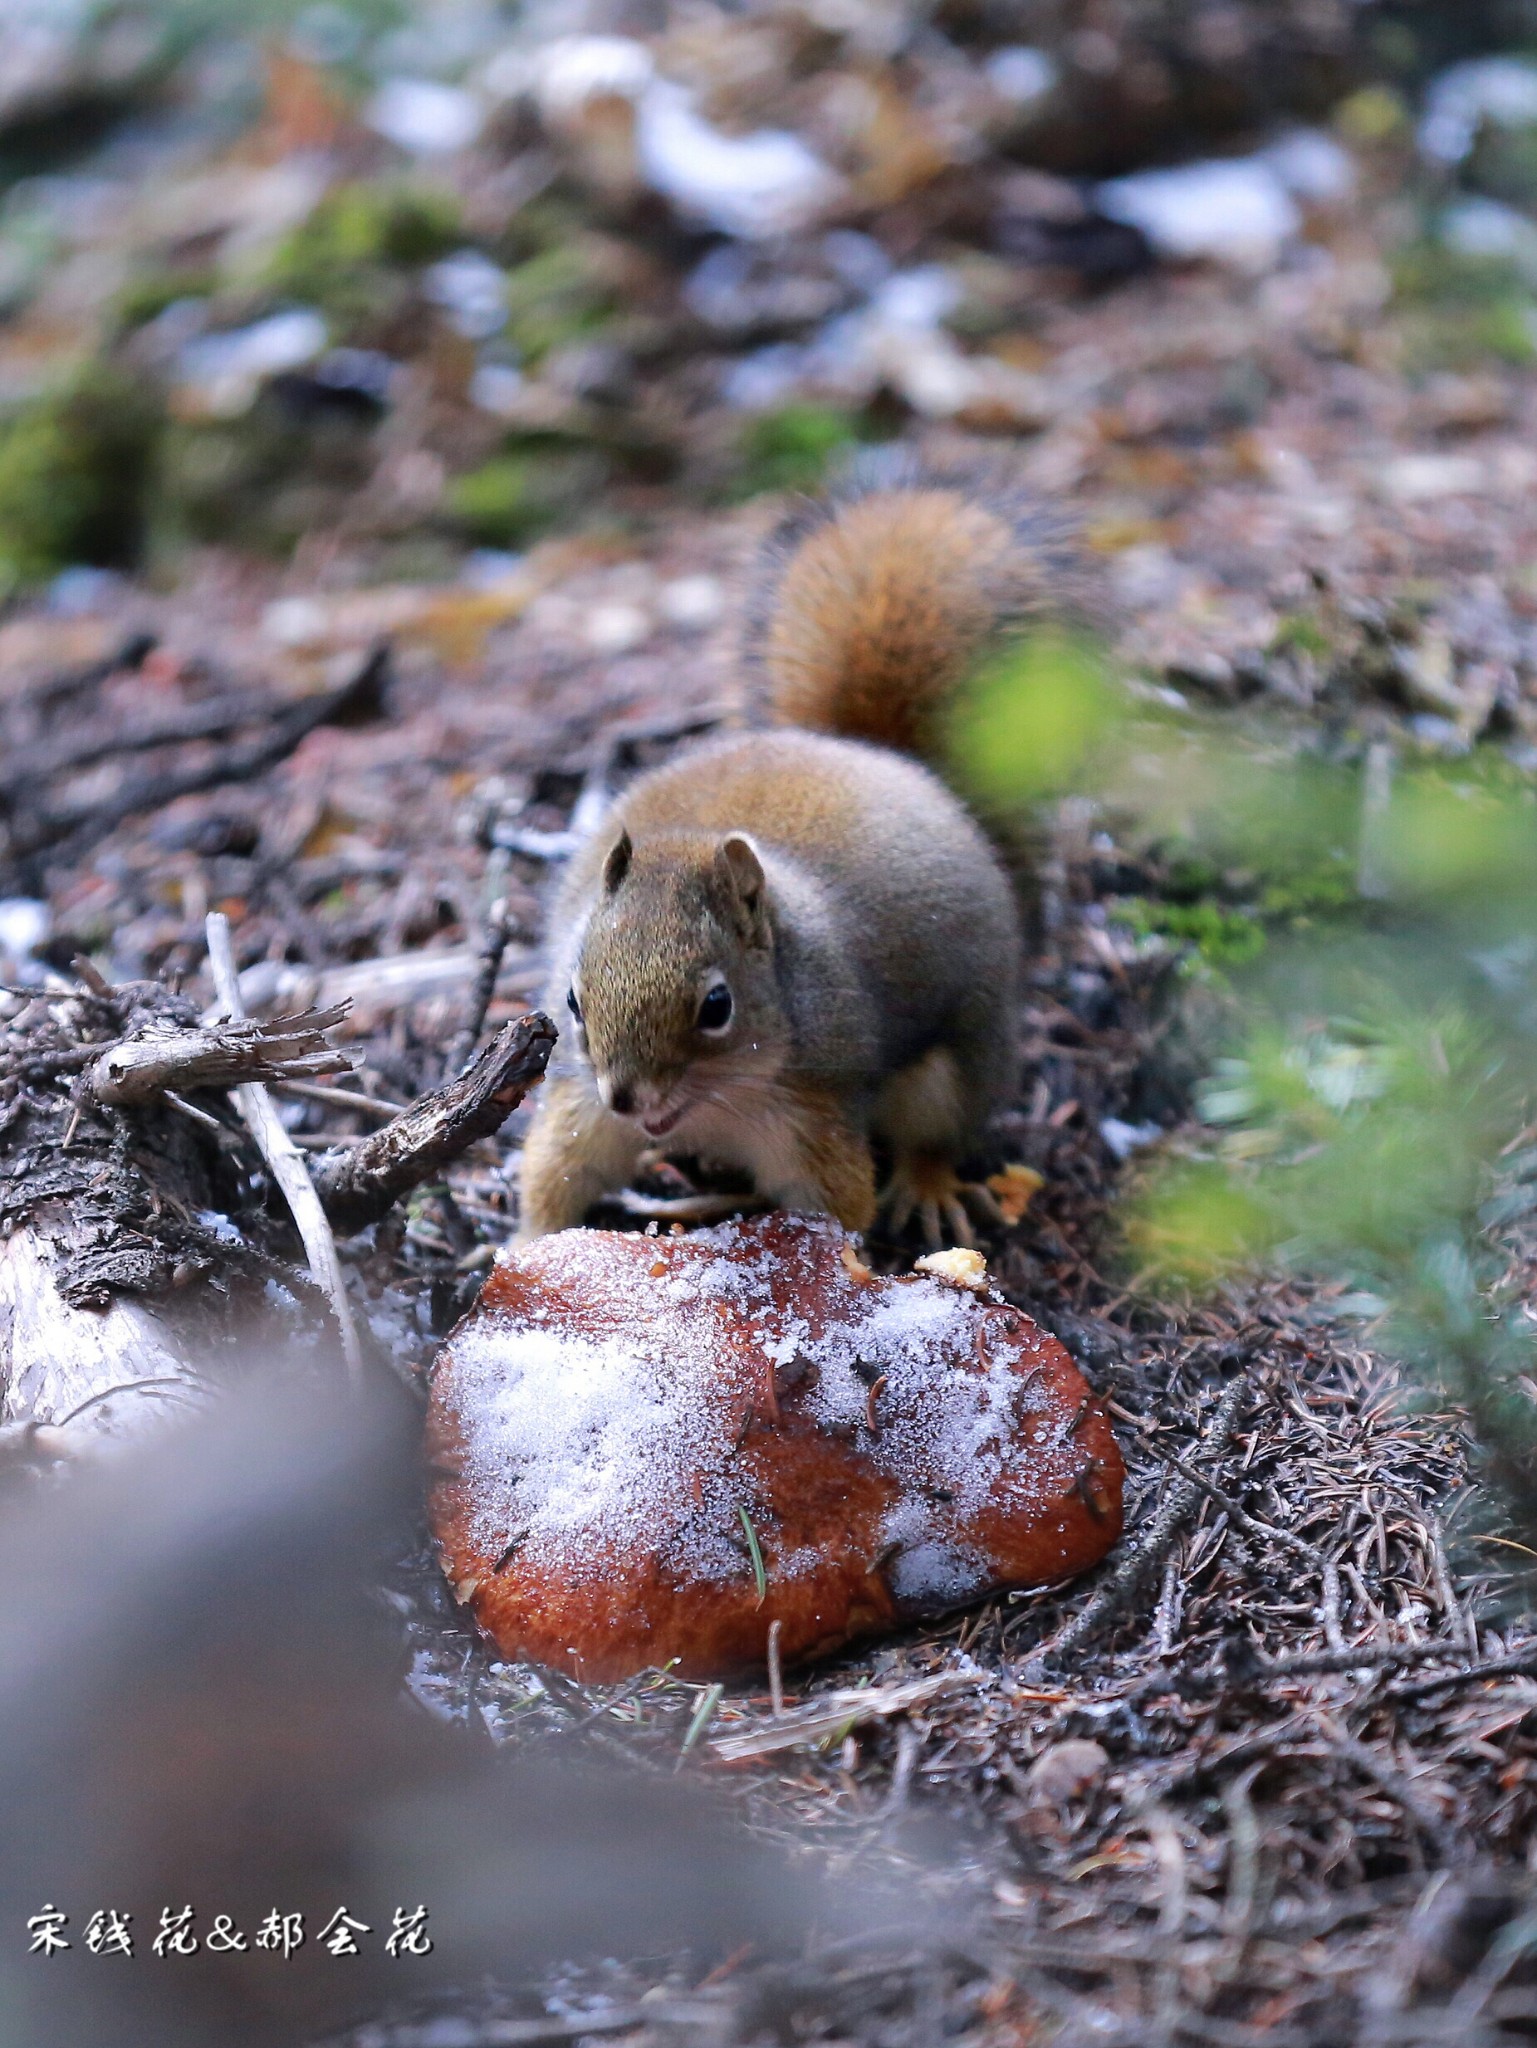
[1023,1371,1255,1672]
[204,912,363,1384]
[446,897,515,1078]
[710,1672,980,1762]
[309,1012,556,1236]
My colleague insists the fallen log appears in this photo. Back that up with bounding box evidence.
[0,1225,224,1460]
[0,957,556,1455]
[0,1115,330,1452]
[0,975,335,1447]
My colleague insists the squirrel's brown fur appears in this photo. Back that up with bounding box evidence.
[518,470,1066,1247]
[748,471,1068,755]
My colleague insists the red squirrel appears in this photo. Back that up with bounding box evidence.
[519,471,1066,1246]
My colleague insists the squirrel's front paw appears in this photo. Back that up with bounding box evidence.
[879,1157,1004,1252]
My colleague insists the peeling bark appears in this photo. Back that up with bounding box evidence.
[84,1004,353,1107]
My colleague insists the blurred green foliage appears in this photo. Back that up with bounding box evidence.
[503,247,616,367]
[1374,754,1537,901]
[949,629,1122,806]
[1133,991,1513,1282]
[1269,610,1334,662]
[965,624,1537,1522]
[112,266,217,333]
[1119,896,1267,968]
[0,360,163,585]
[1334,81,1411,146]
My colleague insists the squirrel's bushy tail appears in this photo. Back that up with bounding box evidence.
[747,466,1072,759]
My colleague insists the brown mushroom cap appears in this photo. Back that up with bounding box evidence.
[428,1212,1123,1683]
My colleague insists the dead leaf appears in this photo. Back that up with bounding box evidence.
[987,1163,1044,1225]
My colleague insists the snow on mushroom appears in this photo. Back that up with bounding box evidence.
[428,1212,1123,1682]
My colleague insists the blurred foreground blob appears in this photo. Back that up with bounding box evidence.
[0,1362,869,2048]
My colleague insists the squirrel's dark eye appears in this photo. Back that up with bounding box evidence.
[566,986,583,1025]
[697,982,732,1033]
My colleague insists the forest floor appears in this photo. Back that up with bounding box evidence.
[8,95,1537,2046]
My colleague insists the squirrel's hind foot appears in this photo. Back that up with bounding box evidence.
[879,1157,1004,1252]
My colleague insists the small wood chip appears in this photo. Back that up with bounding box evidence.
[915,1247,988,1290]
[987,1162,1045,1224]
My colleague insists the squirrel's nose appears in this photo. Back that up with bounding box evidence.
[608,1081,635,1117]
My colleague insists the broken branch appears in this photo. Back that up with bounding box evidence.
[309,1011,557,1237]
[82,1005,355,1108]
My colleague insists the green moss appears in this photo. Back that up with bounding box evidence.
[158,388,377,556]
[290,180,463,275]
[1392,239,1537,370]
[503,247,615,366]
[1257,866,1360,923]
[1118,838,1361,969]
[261,180,463,335]
[112,267,216,333]
[1160,852,1225,900]
[0,362,163,584]
[734,404,863,497]
[489,194,591,265]
[1391,239,1524,307]
[1469,297,1537,365]
[1397,292,1537,371]
[1124,1157,1274,1289]
[445,441,610,546]
[1120,897,1267,968]
[1270,610,1334,662]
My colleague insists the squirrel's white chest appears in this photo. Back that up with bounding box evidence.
[660,1096,812,1205]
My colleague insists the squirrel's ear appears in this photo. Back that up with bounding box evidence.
[718,833,769,943]
[601,828,633,895]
